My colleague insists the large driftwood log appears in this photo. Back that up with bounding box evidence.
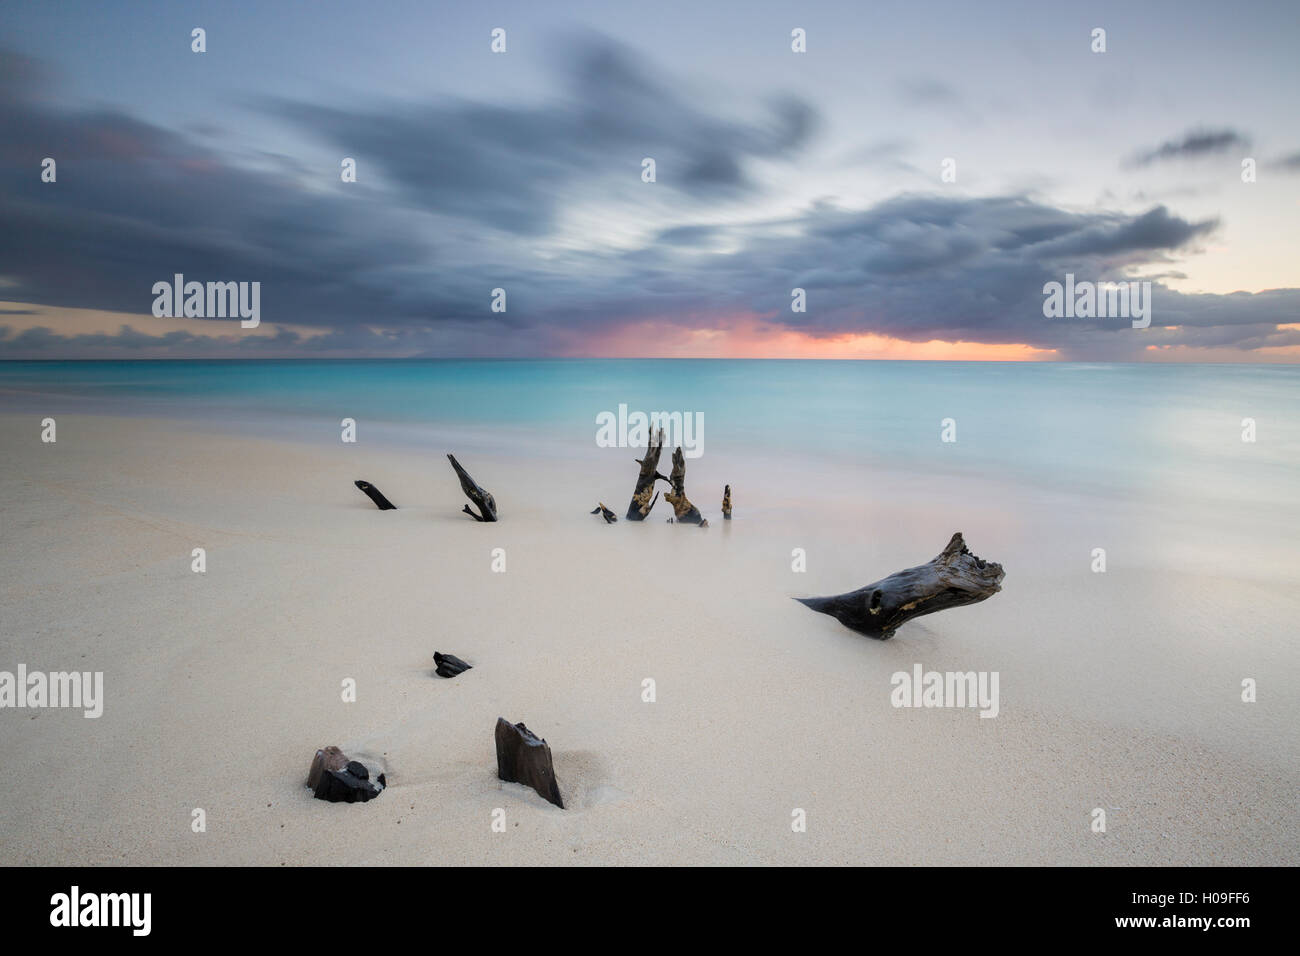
[663,447,706,526]
[494,718,563,808]
[354,480,397,510]
[796,532,1004,640]
[625,427,668,521]
[447,454,498,522]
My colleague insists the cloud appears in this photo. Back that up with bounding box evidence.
[0,44,1294,363]
[1128,128,1251,166]
[896,77,962,107]
[269,38,817,236]
[1272,151,1300,172]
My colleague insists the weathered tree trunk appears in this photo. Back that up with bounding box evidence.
[796,532,1004,640]
[433,652,472,678]
[354,480,396,510]
[494,718,563,808]
[447,454,498,522]
[721,484,732,520]
[590,502,617,523]
[664,446,706,525]
[625,427,668,521]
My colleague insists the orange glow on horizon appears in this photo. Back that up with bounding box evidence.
[566,315,1059,361]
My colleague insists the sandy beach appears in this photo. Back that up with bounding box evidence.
[1,409,1295,866]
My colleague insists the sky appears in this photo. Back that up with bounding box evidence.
[0,0,1297,361]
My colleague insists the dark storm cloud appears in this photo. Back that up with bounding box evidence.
[1129,128,1251,167]
[269,39,815,235]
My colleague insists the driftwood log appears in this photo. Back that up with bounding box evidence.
[590,502,617,523]
[354,480,396,510]
[494,718,563,808]
[307,746,386,803]
[664,447,706,526]
[433,652,472,678]
[796,532,1004,640]
[722,484,732,519]
[625,427,668,521]
[447,454,498,522]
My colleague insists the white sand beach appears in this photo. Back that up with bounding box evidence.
[1,412,1296,865]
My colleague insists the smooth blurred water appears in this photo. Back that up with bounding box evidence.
[2,359,1297,509]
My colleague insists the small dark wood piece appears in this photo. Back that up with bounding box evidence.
[307,747,386,803]
[722,484,732,520]
[590,502,617,523]
[433,652,472,678]
[796,532,1004,640]
[354,480,397,510]
[494,717,563,808]
[625,427,668,521]
[307,746,348,789]
[664,446,706,526]
[447,454,498,522]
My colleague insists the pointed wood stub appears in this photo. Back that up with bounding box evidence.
[354,480,397,510]
[448,454,498,522]
[494,717,563,808]
[625,427,667,521]
[664,446,705,525]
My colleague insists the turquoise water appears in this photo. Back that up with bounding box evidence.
[2,359,1297,507]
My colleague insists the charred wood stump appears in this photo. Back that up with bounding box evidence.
[796,532,1004,640]
[433,652,472,678]
[625,427,669,521]
[354,480,397,510]
[307,746,386,803]
[494,718,563,808]
[590,502,617,523]
[447,454,498,522]
[722,484,732,520]
[664,446,706,526]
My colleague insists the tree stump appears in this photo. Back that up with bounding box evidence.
[796,532,1004,639]
[722,484,732,519]
[663,446,706,525]
[625,427,668,521]
[447,454,498,522]
[354,480,396,510]
[494,718,563,808]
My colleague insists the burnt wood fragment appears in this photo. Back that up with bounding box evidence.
[354,480,397,510]
[590,502,617,523]
[307,747,386,803]
[433,652,472,678]
[494,717,563,808]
